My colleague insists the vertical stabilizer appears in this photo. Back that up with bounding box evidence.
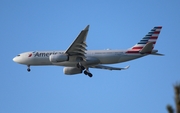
[126,26,162,53]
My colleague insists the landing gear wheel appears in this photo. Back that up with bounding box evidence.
[87,73,93,77]
[83,69,93,77]
[27,68,31,72]
[27,65,31,72]
[84,71,88,75]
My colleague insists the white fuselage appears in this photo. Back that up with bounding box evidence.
[13,50,145,67]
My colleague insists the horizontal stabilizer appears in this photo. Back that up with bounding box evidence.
[151,53,164,56]
[139,42,153,54]
[91,65,130,70]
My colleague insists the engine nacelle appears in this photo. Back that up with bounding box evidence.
[63,67,82,75]
[49,54,69,62]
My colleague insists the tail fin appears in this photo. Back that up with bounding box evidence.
[126,26,162,53]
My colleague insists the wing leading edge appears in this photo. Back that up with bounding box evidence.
[65,25,89,61]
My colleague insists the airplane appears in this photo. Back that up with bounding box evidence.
[13,25,163,77]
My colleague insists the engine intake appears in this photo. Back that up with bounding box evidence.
[49,54,69,62]
[63,67,82,75]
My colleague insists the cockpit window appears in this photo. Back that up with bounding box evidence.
[17,55,20,57]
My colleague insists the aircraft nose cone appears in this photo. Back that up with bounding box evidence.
[13,56,21,63]
[13,57,17,62]
[12,54,28,64]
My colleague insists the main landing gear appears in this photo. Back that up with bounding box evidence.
[27,65,31,72]
[77,63,93,77]
[84,70,93,77]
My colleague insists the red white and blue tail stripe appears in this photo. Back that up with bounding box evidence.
[126,26,162,54]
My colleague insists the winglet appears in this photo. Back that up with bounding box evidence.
[84,25,90,30]
[122,65,130,70]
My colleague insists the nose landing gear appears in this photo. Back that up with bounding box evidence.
[27,65,31,72]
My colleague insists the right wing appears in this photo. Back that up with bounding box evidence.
[91,65,130,70]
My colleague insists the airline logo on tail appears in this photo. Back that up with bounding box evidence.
[126,26,162,54]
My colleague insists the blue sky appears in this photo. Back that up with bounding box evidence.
[1,0,180,113]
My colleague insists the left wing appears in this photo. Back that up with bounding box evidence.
[65,25,89,61]
[91,65,130,70]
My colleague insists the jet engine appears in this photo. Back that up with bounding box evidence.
[63,67,82,75]
[49,54,69,62]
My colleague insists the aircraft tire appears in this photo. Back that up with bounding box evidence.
[88,73,93,77]
[27,68,31,72]
[84,71,88,75]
